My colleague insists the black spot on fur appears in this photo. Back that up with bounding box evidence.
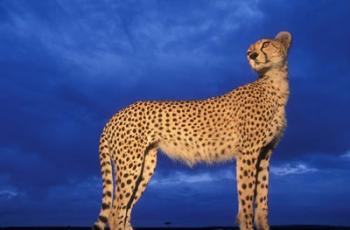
[99,215,108,223]
[92,224,102,230]
[102,202,109,210]
[104,191,112,197]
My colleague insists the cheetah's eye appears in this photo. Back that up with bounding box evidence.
[262,41,270,49]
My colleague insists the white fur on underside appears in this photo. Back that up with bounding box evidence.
[158,139,237,166]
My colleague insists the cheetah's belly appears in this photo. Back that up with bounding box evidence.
[158,134,238,166]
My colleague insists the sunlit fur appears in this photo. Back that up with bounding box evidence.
[247,31,291,74]
[94,31,292,230]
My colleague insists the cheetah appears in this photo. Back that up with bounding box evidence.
[93,31,292,230]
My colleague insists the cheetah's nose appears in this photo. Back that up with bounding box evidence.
[249,52,258,60]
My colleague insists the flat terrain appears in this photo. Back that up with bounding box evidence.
[1,226,350,230]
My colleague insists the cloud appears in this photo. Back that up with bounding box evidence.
[279,151,350,173]
[0,146,100,198]
[0,175,101,226]
[46,176,100,205]
[0,189,19,200]
[0,175,20,202]
[271,163,318,176]
[151,159,320,184]
[341,151,350,159]
[150,168,234,187]
[1,0,265,80]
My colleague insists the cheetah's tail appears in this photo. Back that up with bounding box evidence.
[93,134,113,230]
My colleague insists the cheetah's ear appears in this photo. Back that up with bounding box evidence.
[275,31,292,50]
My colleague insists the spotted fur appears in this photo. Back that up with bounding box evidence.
[93,31,292,230]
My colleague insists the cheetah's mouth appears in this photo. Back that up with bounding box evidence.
[252,59,270,67]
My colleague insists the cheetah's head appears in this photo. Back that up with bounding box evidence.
[247,31,292,74]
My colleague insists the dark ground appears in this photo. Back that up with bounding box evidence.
[1,226,350,230]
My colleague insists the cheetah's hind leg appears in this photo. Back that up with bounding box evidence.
[111,142,158,230]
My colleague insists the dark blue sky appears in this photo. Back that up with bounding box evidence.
[1,0,350,227]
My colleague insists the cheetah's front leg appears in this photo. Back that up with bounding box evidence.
[254,147,273,230]
[236,155,257,230]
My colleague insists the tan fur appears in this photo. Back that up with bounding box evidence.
[93,31,292,230]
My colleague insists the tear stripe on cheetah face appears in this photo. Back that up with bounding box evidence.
[93,31,292,230]
[247,31,291,74]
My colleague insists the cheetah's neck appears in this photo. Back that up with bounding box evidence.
[260,65,289,104]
